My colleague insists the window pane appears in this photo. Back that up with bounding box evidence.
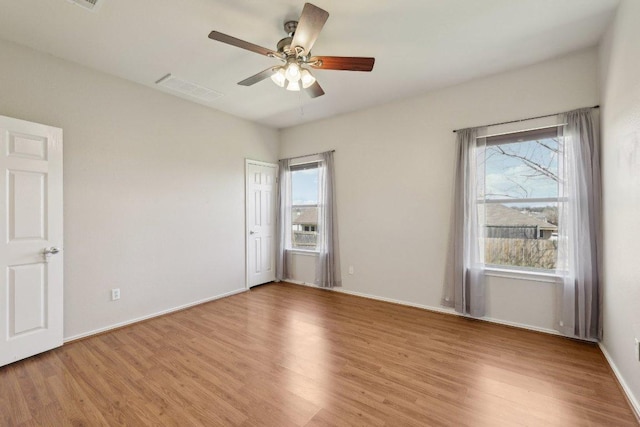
[292,167,319,205]
[291,165,319,250]
[291,205,318,249]
[484,137,560,200]
[483,202,558,270]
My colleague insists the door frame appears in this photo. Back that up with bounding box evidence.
[245,159,278,290]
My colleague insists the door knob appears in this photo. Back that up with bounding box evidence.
[249,231,256,235]
[43,247,61,255]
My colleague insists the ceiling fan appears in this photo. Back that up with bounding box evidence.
[208,3,375,98]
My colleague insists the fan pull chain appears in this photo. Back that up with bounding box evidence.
[299,90,305,117]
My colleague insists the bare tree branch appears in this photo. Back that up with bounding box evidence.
[505,177,530,198]
[536,140,559,153]
[492,145,559,182]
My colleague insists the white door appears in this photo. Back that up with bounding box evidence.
[246,160,277,288]
[0,116,63,367]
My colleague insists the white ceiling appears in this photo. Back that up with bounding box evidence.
[0,0,619,129]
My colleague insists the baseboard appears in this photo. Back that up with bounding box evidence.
[599,343,640,421]
[63,288,247,343]
[334,286,457,316]
[285,279,561,337]
[480,315,561,336]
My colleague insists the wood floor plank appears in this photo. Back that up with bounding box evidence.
[0,282,637,426]
[1,368,32,424]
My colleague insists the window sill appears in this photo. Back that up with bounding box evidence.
[484,266,562,283]
[286,249,319,257]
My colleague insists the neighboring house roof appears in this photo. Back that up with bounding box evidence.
[485,204,557,230]
[292,206,318,225]
[292,204,556,230]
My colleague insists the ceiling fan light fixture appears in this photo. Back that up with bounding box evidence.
[270,67,286,87]
[300,69,316,89]
[209,3,375,99]
[285,62,301,82]
[286,80,301,91]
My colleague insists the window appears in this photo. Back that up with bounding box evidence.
[290,162,319,250]
[480,127,561,271]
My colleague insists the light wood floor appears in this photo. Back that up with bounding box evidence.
[1,282,637,426]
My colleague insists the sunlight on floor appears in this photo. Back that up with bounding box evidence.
[283,309,331,407]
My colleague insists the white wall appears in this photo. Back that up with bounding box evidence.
[0,39,279,339]
[599,0,640,413]
[280,49,599,333]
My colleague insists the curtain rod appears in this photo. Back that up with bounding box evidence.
[452,105,599,133]
[478,123,567,140]
[281,150,335,161]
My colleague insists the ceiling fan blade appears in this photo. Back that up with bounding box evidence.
[291,3,329,56]
[238,67,278,86]
[208,31,279,58]
[310,56,375,72]
[305,81,325,98]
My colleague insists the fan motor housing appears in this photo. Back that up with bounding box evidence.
[277,37,293,54]
[277,20,300,54]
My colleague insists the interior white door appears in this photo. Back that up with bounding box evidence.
[246,160,277,288]
[0,115,63,367]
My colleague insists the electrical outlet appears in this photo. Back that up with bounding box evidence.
[111,288,120,301]
[348,265,354,275]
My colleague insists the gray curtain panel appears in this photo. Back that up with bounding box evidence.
[315,151,342,288]
[442,128,486,317]
[557,108,602,340]
[275,158,291,281]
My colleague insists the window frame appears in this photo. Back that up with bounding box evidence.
[288,160,321,253]
[479,126,563,275]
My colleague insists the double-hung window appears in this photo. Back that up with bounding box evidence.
[447,109,600,334]
[479,126,562,272]
[276,150,340,287]
[289,162,319,251]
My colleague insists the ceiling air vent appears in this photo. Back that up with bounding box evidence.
[67,0,102,11]
[155,74,224,104]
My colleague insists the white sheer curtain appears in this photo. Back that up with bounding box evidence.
[315,151,342,288]
[275,159,291,281]
[442,128,486,317]
[557,108,602,340]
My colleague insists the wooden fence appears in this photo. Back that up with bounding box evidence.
[293,231,317,249]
